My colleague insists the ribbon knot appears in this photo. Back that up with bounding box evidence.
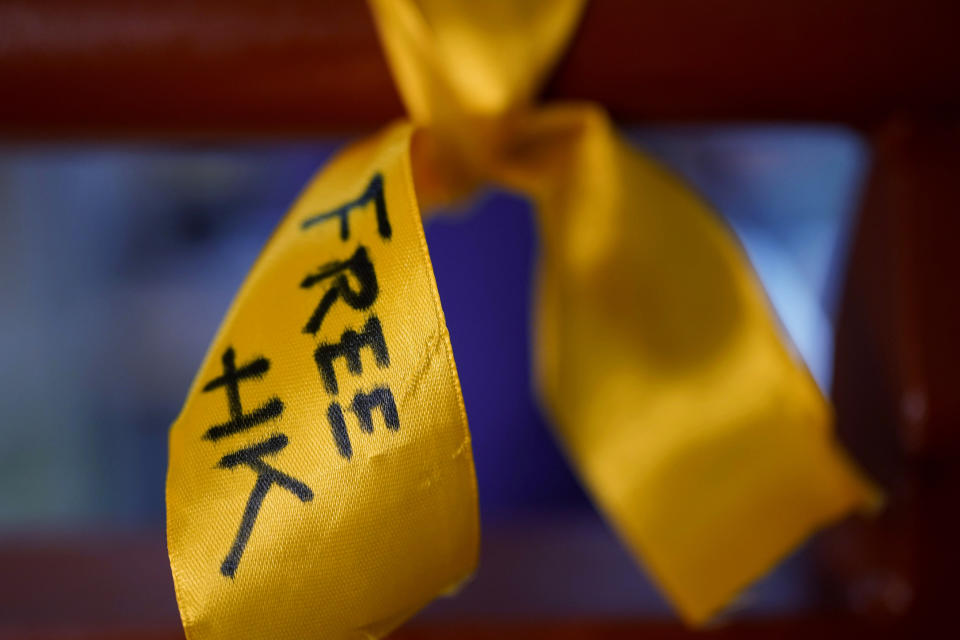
[372,0,587,207]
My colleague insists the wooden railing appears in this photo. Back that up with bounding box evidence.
[0,0,958,137]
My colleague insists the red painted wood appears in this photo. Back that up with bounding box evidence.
[0,1,958,138]
[824,120,960,629]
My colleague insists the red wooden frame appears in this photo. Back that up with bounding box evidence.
[0,1,957,137]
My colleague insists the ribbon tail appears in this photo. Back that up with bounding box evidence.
[166,122,479,639]
[495,104,880,624]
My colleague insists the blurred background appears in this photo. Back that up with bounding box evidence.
[1,1,958,638]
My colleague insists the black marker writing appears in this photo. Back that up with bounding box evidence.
[217,434,314,578]
[326,387,400,460]
[301,173,391,240]
[300,246,378,335]
[314,316,390,395]
[202,348,283,442]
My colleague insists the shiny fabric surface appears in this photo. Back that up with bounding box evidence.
[167,1,877,636]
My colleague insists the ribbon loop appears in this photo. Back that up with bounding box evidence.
[167,124,478,639]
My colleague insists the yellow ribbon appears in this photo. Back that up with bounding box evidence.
[166,1,879,637]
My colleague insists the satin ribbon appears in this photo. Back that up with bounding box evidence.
[166,1,878,637]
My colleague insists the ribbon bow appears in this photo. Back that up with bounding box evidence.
[166,1,878,637]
